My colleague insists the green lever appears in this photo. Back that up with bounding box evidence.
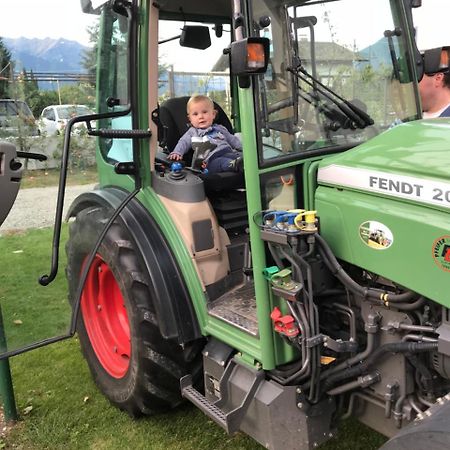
[263,265,280,280]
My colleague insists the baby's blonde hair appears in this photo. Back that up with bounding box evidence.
[187,94,214,113]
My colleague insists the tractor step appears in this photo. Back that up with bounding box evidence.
[180,375,228,428]
[208,282,258,336]
[181,358,264,435]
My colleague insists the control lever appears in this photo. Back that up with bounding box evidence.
[16,151,48,162]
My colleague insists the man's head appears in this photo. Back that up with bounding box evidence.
[419,47,450,115]
[187,95,217,129]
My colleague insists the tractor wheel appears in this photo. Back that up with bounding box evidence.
[66,205,203,416]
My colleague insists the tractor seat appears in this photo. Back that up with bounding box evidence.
[158,96,244,192]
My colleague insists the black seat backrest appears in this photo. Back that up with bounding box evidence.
[158,96,234,153]
[158,96,244,195]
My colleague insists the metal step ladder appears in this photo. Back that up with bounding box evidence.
[180,358,264,434]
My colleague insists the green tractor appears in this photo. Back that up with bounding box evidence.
[1,0,450,448]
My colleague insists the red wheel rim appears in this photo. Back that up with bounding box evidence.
[81,254,131,378]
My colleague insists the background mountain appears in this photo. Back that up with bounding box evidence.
[3,37,88,73]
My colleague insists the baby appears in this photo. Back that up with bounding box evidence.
[168,95,243,173]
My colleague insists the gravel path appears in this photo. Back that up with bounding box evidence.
[0,184,96,235]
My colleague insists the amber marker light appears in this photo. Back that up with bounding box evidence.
[247,42,266,69]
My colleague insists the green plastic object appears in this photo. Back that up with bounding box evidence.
[263,266,280,280]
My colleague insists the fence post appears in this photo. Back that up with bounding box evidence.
[0,304,18,422]
[168,65,175,97]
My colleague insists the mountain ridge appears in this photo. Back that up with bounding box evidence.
[3,36,89,73]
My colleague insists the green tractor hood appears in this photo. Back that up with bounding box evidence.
[315,119,450,307]
[318,119,450,212]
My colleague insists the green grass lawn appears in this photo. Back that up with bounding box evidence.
[0,227,387,449]
[21,168,98,189]
[0,227,71,351]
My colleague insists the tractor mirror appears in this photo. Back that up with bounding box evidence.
[180,26,211,50]
[80,0,107,14]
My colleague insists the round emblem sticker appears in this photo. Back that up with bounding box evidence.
[359,221,393,250]
[432,235,450,272]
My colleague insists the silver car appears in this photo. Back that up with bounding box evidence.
[0,99,38,137]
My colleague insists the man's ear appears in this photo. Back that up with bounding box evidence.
[435,72,444,86]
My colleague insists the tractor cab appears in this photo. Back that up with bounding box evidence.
[1,0,425,379]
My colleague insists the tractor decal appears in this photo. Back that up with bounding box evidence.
[359,221,394,250]
[318,164,450,210]
[432,235,450,272]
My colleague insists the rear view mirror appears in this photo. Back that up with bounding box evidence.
[180,26,211,50]
[80,0,106,14]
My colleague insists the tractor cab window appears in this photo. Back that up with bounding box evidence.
[155,19,234,161]
[158,20,231,107]
[251,0,421,164]
[96,4,132,162]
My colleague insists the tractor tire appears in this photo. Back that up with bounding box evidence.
[66,205,203,416]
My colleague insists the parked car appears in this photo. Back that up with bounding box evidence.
[38,104,94,136]
[0,99,39,137]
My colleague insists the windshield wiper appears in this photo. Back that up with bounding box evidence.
[287,64,374,129]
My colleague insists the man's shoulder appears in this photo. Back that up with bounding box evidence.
[439,104,450,117]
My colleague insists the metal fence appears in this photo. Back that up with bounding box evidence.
[158,69,231,115]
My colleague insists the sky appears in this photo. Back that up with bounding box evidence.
[0,0,98,46]
[413,0,449,50]
[0,0,449,63]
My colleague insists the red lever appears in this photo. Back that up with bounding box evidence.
[270,307,300,337]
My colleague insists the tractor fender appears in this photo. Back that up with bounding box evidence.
[66,187,202,344]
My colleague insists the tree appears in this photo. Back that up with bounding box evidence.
[59,84,96,108]
[29,89,59,118]
[0,37,12,98]
[81,21,100,87]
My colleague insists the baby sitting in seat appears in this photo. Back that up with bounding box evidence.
[168,94,243,173]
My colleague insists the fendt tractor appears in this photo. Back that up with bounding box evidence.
[1,0,450,448]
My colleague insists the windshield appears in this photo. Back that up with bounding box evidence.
[250,0,421,163]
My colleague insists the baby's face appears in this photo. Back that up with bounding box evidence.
[188,100,217,129]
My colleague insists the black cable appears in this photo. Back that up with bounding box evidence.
[315,234,419,303]
[69,188,140,335]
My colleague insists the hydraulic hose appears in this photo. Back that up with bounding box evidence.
[390,296,426,311]
[315,234,419,303]
[322,341,438,394]
[405,352,435,393]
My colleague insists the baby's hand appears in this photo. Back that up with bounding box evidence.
[168,153,183,161]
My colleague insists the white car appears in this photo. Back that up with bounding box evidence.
[38,104,94,136]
